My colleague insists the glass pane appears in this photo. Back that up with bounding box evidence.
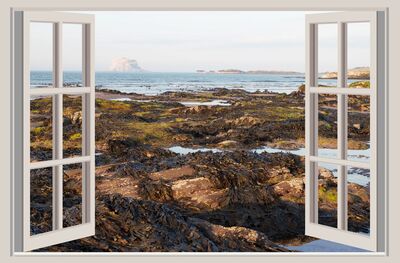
[318,162,338,228]
[63,163,82,228]
[318,23,338,87]
[31,167,53,235]
[347,95,370,163]
[318,94,337,158]
[63,95,83,158]
[347,23,370,88]
[347,166,370,235]
[31,95,53,162]
[30,22,53,88]
[63,24,83,87]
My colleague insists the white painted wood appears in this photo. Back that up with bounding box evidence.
[305,22,319,226]
[30,87,91,95]
[22,10,31,252]
[307,223,374,251]
[309,156,370,169]
[20,11,95,252]
[309,86,371,95]
[82,22,96,226]
[25,223,94,252]
[13,11,24,253]
[23,11,94,24]
[337,22,348,231]
[368,10,378,253]
[53,21,63,231]
[306,11,376,24]
[30,156,92,170]
[375,11,386,253]
[305,11,383,252]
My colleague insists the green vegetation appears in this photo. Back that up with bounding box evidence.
[69,133,82,140]
[30,87,370,159]
[349,80,370,88]
[319,186,337,203]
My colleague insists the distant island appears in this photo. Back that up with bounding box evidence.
[320,67,370,79]
[196,69,303,75]
[109,57,146,72]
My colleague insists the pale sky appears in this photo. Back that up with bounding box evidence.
[30,11,370,72]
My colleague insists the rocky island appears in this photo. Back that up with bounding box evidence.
[320,67,370,79]
[29,81,371,252]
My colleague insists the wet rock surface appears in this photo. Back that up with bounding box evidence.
[30,87,371,252]
[40,195,288,252]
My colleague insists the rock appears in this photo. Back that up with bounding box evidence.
[230,116,261,126]
[109,58,145,72]
[172,177,228,210]
[319,167,335,179]
[169,105,214,115]
[217,140,238,148]
[272,177,304,202]
[320,67,370,79]
[40,194,289,252]
[71,111,82,125]
[297,84,305,94]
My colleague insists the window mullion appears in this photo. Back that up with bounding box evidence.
[337,22,348,231]
[82,23,94,224]
[305,23,319,225]
[52,21,63,231]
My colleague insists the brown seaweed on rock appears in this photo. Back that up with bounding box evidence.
[40,194,289,252]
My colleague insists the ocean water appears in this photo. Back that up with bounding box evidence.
[30,71,360,95]
[169,146,371,187]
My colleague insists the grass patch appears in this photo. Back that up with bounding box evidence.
[319,187,337,203]
[96,99,132,112]
[127,121,174,146]
[31,126,47,136]
[69,133,82,140]
[349,81,370,88]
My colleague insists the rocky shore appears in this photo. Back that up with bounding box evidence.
[29,83,371,252]
[320,67,370,79]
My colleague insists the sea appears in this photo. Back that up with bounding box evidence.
[30,71,357,95]
[31,71,371,251]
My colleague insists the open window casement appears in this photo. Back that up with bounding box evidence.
[305,11,385,252]
[13,11,95,252]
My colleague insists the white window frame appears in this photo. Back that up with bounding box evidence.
[3,3,390,260]
[13,11,95,252]
[305,11,386,252]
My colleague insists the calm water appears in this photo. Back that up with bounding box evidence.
[30,71,359,95]
[168,146,371,187]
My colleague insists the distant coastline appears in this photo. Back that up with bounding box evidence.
[320,67,370,79]
[196,69,303,75]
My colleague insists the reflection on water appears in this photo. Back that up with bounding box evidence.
[168,146,223,155]
[179,100,231,107]
[285,239,368,252]
[168,145,371,186]
[251,145,370,186]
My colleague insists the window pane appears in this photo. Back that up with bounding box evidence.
[318,94,337,158]
[347,23,370,88]
[31,95,53,162]
[30,22,53,88]
[317,162,338,228]
[31,167,53,235]
[347,166,370,235]
[63,24,83,87]
[63,95,83,158]
[318,23,338,87]
[63,163,83,228]
[347,95,370,163]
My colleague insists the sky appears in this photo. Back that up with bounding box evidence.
[29,11,370,73]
